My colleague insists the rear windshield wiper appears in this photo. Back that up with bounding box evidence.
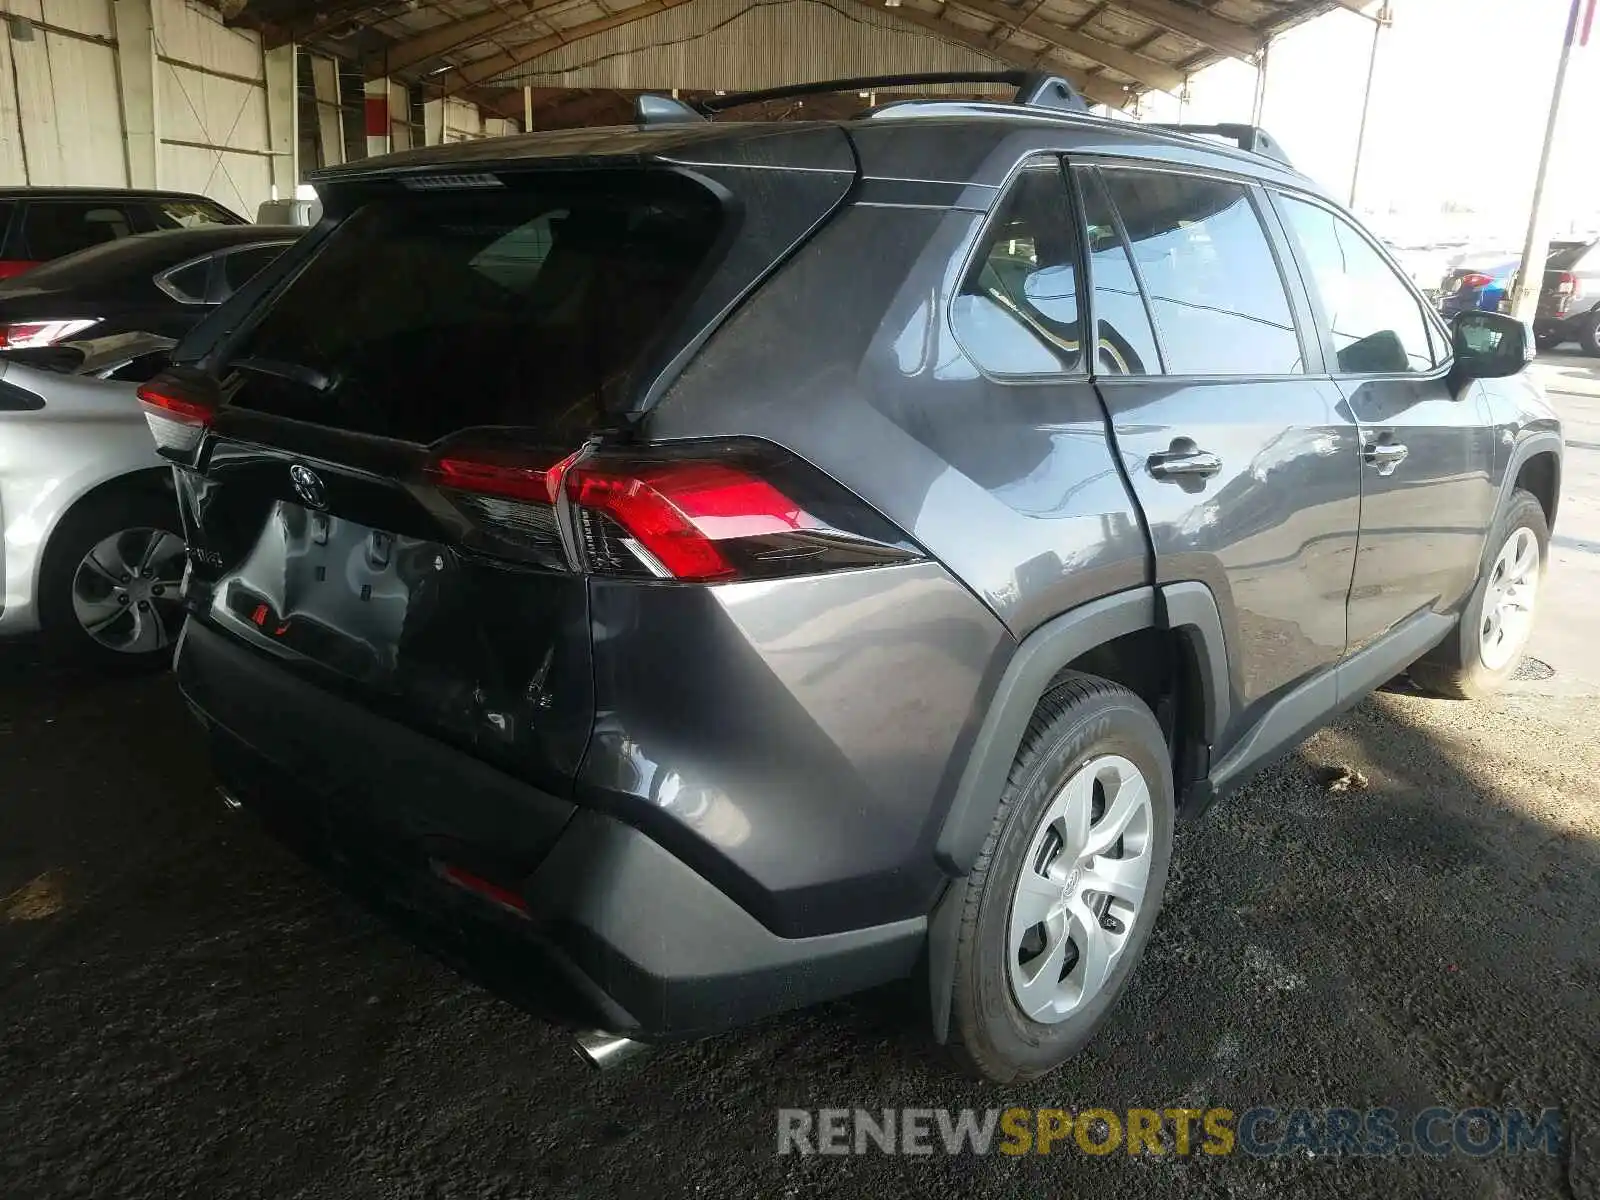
[230,355,331,393]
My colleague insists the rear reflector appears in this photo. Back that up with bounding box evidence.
[138,377,216,455]
[433,861,530,918]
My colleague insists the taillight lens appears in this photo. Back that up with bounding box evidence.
[1460,272,1494,290]
[423,439,920,582]
[0,318,100,348]
[138,375,217,455]
[0,260,40,281]
[1556,271,1579,296]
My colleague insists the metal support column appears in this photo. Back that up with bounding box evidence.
[1348,0,1393,208]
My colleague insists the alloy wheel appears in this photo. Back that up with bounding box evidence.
[1479,526,1541,672]
[70,528,187,655]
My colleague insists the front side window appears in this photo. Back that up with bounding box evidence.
[1276,194,1436,374]
[1099,170,1303,376]
[952,158,1083,377]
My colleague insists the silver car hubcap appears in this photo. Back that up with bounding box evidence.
[71,528,186,655]
[1007,754,1154,1024]
[1479,526,1540,672]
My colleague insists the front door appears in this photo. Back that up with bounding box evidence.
[1270,192,1499,650]
[1081,165,1363,739]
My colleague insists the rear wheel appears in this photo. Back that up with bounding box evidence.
[38,487,186,671]
[1411,489,1548,699]
[947,673,1174,1083]
[1578,311,1600,357]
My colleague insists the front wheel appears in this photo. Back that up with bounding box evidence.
[946,673,1174,1083]
[1411,488,1548,700]
[1579,311,1600,357]
[37,487,187,670]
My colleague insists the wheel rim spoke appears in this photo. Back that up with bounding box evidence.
[69,527,183,653]
[1007,753,1155,1025]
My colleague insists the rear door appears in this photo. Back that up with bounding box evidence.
[1270,191,1496,649]
[1080,163,1362,736]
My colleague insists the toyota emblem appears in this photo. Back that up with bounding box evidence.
[289,464,328,510]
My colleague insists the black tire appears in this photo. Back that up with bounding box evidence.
[37,484,186,671]
[1410,488,1549,700]
[1579,312,1600,357]
[947,673,1174,1083]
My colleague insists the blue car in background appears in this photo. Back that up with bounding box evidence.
[1438,258,1517,316]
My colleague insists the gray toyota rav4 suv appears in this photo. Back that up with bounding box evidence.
[145,74,1562,1082]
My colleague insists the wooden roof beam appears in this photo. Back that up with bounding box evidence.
[945,0,1185,92]
[883,5,1133,108]
[366,0,569,77]
[1107,0,1262,60]
[435,0,698,95]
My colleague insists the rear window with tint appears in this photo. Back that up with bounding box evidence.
[1546,242,1593,271]
[21,202,140,260]
[225,174,723,444]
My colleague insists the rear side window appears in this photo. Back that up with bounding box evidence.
[157,258,212,304]
[21,202,139,260]
[952,158,1083,377]
[1276,194,1436,375]
[1098,170,1303,376]
[226,173,722,443]
[1077,171,1161,376]
[218,244,288,298]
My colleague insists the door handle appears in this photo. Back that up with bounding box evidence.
[1147,444,1223,480]
[1364,441,1409,476]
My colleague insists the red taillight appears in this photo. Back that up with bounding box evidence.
[1460,272,1494,290]
[1556,271,1579,296]
[0,260,39,281]
[138,378,216,455]
[433,861,530,918]
[0,319,100,348]
[567,461,816,581]
[424,440,919,583]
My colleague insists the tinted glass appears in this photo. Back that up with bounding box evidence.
[952,159,1083,376]
[1099,170,1302,376]
[21,203,138,260]
[227,173,722,443]
[1546,242,1594,271]
[1078,171,1161,375]
[160,259,211,303]
[149,199,242,229]
[219,244,288,296]
[1278,195,1435,374]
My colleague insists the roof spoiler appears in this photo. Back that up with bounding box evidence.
[633,71,1090,125]
[1149,122,1294,168]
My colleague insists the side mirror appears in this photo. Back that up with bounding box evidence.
[1452,310,1534,379]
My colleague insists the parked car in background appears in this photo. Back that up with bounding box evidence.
[147,78,1561,1082]
[0,225,301,349]
[1438,257,1516,318]
[0,188,245,280]
[0,336,186,667]
[0,227,296,668]
[1531,238,1600,353]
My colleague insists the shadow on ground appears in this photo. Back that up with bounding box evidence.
[1,640,1595,1199]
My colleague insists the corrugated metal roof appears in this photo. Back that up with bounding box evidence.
[232,0,1353,115]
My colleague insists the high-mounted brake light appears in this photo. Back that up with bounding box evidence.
[138,378,216,455]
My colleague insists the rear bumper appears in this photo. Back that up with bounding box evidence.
[176,618,925,1038]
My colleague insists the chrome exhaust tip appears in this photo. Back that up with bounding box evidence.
[573,1030,649,1071]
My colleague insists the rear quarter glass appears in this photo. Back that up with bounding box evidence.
[221,171,724,446]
